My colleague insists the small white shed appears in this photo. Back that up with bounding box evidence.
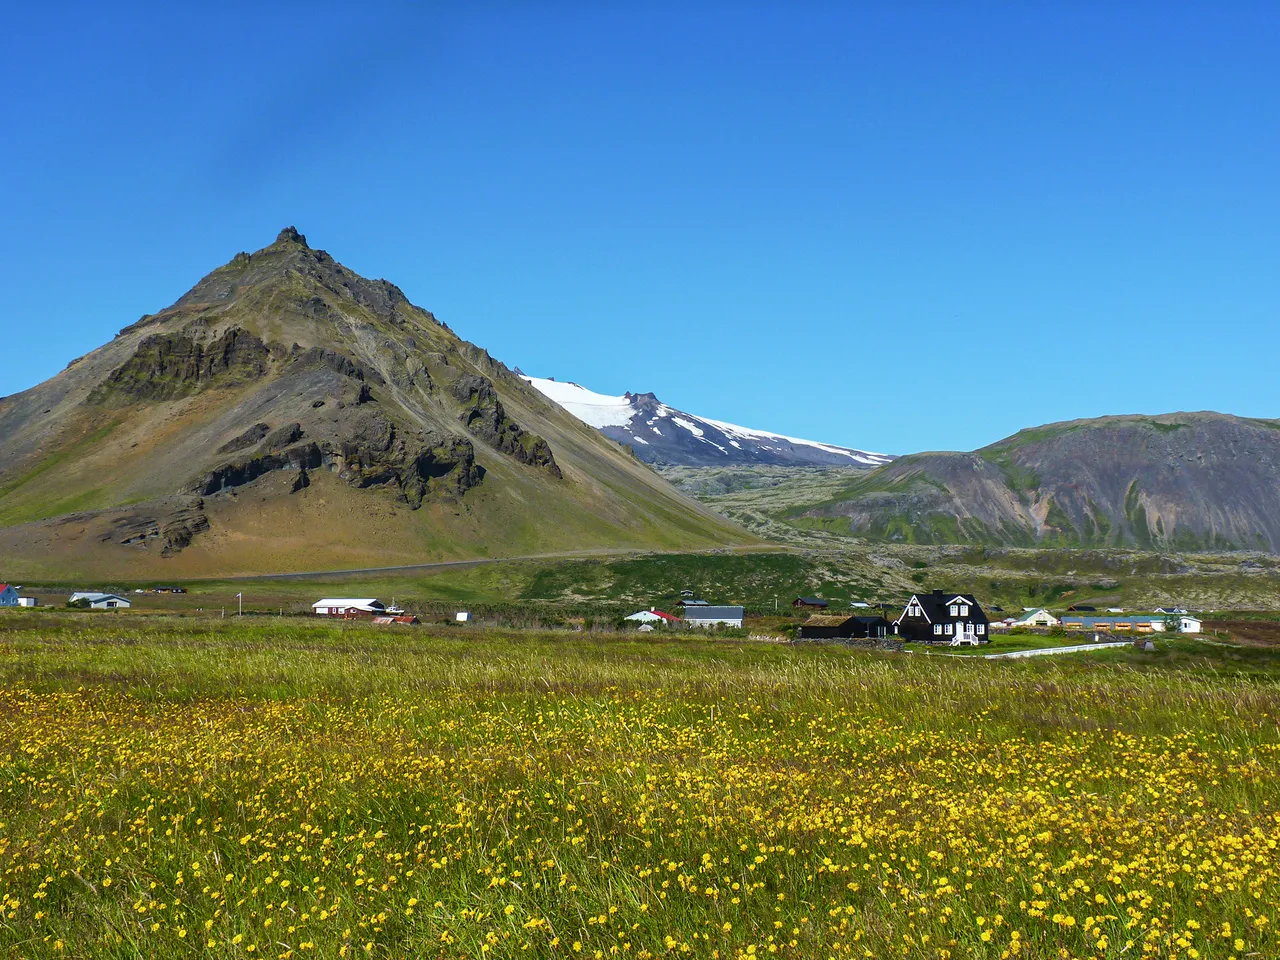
[1178,616,1203,634]
[455,611,472,623]
[1012,608,1060,628]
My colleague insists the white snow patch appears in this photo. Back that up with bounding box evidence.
[698,415,891,464]
[696,436,729,454]
[671,417,704,437]
[522,376,635,429]
[651,426,662,436]
[631,435,649,445]
[729,440,741,449]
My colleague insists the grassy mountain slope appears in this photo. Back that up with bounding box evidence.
[787,412,1280,551]
[0,228,750,577]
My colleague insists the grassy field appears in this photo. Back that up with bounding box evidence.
[1,614,1278,959]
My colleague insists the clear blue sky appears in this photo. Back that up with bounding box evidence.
[2,3,1276,454]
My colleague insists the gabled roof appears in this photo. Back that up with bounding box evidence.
[802,614,890,628]
[898,590,981,624]
[69,592,129,602]
[1014,607,1056,620]
[625,609,680,622]
[0,584,11,592]
[794,597,828,606]
[801,614,851,627]
[679,598,709,606]
[683,605,745,619]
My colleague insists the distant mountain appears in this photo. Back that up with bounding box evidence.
[521,376,891,468]
[788,412,1280,552]
[0,228,748,578]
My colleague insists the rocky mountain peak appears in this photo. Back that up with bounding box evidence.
[274,225,309,247]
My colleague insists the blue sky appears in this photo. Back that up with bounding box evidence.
[1,2,1276,454]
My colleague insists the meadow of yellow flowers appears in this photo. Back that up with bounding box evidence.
[0,615,1276,959]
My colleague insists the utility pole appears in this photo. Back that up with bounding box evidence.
[236,592,243,617]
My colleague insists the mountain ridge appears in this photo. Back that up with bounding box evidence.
[788,410,1280,551]
[0,228,750,577]
[521,375,891,468]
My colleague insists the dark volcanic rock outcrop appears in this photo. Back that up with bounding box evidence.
[333,413,481,507]
[103,498,211,556]
[92,327,275,402]
[452,375,562,478]
[192,443,324,496]
[192,414,480,509]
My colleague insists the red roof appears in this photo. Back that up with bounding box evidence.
[650,609,680,622]
[0,585,10,592]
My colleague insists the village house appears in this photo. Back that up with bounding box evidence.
[797,614,891,641]
[69,592,132,610]
[792,597,829,610]
[624,609,680,626]
[1178,615,1203,634]
[682,605,744,629]
[893,590,990,645]
[311,598,387,617]
[1012,608,1060,628]
[0,584,18,607]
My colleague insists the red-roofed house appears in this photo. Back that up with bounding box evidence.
[0,585,18,607]
[625,608,681,625]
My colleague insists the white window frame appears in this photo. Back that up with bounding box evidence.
[960,605,969,616]
[933,624,942,635]
[945,623,953,634]
[976,624,985,635]
[950,605,958,616]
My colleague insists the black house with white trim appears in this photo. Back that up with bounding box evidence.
[893,590,990,644]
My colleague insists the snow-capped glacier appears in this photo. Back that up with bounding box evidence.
[522,376,892,467]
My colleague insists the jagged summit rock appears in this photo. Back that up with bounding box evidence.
[275,225,308,246]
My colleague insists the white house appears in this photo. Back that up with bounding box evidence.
[1178,615,1203,634]
[682,605,745,629]
[18,597,38,607]
[0,584,18,607]
[455,611,472,623]
[69,592,132,610]
[312,598,386,617]
[624,609,680,626]
[1012,608,1060,628]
